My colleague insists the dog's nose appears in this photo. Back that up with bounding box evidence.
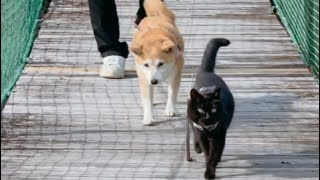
[151,79,158,85]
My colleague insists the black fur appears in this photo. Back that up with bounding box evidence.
[187,38,234,179]
[135,0,164,25]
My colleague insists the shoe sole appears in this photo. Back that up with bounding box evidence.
[99,71,125,79]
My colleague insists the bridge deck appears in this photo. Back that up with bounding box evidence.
[1,0,319,179]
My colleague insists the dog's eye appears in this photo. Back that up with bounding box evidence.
[144,63,149,68]
[158,62,164,67]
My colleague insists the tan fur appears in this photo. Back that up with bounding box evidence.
[130,0,184,125]
[144,0,175,22]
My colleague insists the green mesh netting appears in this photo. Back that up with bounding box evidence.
[273,0,319,83]
[1,0,45,105]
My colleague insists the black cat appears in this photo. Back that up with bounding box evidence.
[187,38,235,179]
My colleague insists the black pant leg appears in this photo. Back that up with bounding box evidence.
[88,0,129,58]
[135,0,147,25]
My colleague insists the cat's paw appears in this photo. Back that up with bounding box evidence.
[204,170,216,180]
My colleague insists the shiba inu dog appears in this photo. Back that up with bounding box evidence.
[130,0,184,125]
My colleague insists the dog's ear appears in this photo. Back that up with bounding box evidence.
[190,89,203,103]
[162,40,176,54]
[130,43,143,56]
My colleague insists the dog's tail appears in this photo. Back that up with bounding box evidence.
[200,38,231,73]
[144,0,175,22]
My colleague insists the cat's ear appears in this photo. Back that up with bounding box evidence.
[208,87,221,101]
[190,89,203,103]
[212,87,221,99]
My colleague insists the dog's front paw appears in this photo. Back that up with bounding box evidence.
[165,105,178,117]
[166,110,177,117]
[143,118,154,126]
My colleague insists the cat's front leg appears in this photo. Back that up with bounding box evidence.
[204,141,219,179]
[216,130,227,162]
[204,158,218,179]
[192,127,203,153]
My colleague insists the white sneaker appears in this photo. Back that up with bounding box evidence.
[100,55,126,79]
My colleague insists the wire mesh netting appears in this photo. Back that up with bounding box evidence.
[273,0,320,83]
[1,0,45,105]
[1,0,319,179]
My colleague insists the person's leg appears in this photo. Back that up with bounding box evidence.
[88,0,128,78]
[135,0,147,25]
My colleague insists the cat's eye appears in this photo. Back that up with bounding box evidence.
[211,108,217,113]
[144,63,149,68]
[197,108,205,114]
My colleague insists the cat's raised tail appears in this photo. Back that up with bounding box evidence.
[200,38,231,73]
